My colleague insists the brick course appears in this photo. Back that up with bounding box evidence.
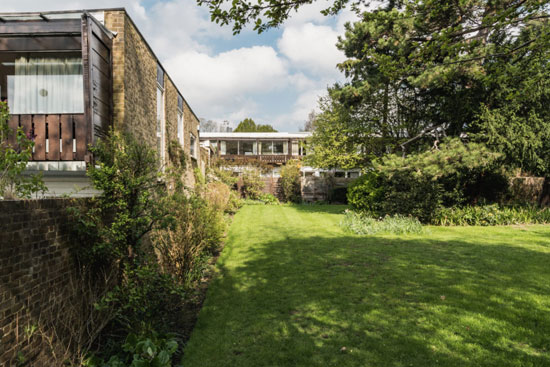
[0,199,83,366]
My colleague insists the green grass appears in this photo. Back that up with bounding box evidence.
[182,205,550,366]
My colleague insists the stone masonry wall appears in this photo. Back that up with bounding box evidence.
[0,199,82,365]
[104,10,200,185]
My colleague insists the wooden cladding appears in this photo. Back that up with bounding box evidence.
[0,19,81,35]
[6,114,87,161]
[82,13,113,144]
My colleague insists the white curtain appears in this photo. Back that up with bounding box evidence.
[220,141,226,155]
[283,142,288,155]
[10,56,83,114]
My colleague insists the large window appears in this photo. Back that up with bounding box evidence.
[0,52,83,114]
[156,65,165,166]
[224,140,238,155]
[260,141,287,155]
[190,133,196,158]
[177,94,184,146]
[241,141,257,155]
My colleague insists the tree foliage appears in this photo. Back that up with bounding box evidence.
[234,118,278,132]
[279,159,302,203]
[348,138,506,221]
[306,0,550,181]
[0,102,46,199]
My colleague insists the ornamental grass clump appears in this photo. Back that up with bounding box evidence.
[341,210,423,235]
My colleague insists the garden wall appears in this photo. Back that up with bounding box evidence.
[0,199,88,365]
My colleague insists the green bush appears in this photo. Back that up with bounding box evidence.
[87,332,179,367]
[280,160,302,203]
[240,169,265,199]
[433,204,550,226]
[0,101,46,199]
[98,264,185,336]
[347,138,506,222]
[341,210,423,235]
[347,172,383,213]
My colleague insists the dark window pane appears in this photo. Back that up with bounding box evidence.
[226,140,238,155]
[157,64,164,88]
[241,141,256,155]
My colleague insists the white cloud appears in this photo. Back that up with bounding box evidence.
[164,46,289,119]
[278,22,344,76]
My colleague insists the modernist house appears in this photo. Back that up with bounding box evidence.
[200,131,360,178]
[0,8,201,196]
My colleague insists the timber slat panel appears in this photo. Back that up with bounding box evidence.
[20,115,32,140]
[60,115,73,160]
[48,115,60,160]
[7,115,19,147]
[74,115,87,160]
[33,115,46,160]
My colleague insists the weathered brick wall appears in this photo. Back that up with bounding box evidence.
[0,199,80,365]
[104,10,200,186]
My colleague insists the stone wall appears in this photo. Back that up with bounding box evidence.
[104,10,201,185]
[0,199,82,365]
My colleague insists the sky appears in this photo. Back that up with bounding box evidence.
[3,0,360,132]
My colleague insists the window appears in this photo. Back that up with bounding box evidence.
[156,64,165,166]
[348,171,359,178]
[259,141,287,155]
[177,95,184,146]
[0,52,84,114]
[190,133,196,158]
[259,141,272,155]
[334,171,345,178]
[292,141,299,155]
[224,140,238,155]
[240,141,257,155]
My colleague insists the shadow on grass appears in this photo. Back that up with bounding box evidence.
[185,216,550,367]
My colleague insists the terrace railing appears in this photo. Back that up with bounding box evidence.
[6,114,88,161]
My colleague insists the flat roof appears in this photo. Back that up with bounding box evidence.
[200,132,312,139]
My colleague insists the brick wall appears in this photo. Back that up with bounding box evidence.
[0,199,86,365]
[104,10,201,186]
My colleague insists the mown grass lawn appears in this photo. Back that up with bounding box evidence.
[182,205,550,366]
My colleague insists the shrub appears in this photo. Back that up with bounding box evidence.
[87,332,179,367]
[98,264,185,336]
[69,131,171,269]
[240,169,264,199]
[347,171,384,213]
[341,210,423,235]
[347,138,505,222]
[155,192,225,289]
[0,101,46,199]
[204,181,231,212]
[433,204,550,226]
[280,159,302,203]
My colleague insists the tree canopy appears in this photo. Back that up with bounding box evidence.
[234,118,278,132]
[306,0,550,177]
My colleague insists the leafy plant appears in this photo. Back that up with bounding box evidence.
[279,159,301,203]
[240,169,264,199]
[0,101,46,199]
[347,138,505,222]
[86,332,179,367]
[341,210,423,235]
[69,131,171,268]
[433,205,550,226]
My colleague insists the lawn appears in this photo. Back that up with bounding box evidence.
[182,205,550,366]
